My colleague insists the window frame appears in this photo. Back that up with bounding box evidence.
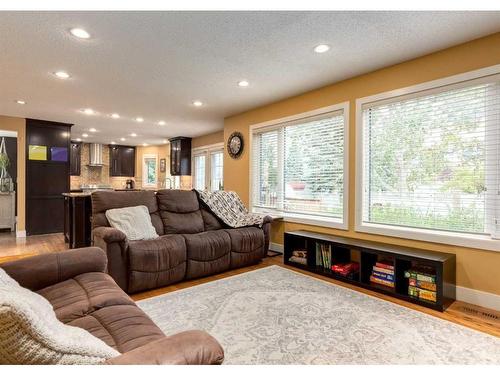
[355,64,500,252]
[249,102,350,230]
[142,153,158,188]
[192,142,224,192]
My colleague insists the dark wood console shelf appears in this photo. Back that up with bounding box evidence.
[284,230,456,311]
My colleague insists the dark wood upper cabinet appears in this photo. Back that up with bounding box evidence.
[70,142,81,176]
[169,137,191,176]
[109,145,136,177]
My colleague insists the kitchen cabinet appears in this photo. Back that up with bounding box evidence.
[109,145,136,177]
[169,137,191,176]
[70,142,81,176]
[26,118,72,235]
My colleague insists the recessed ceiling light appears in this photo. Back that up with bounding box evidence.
[82,133,89,138]
[82,108,94,115]
[54,71,70,79]
[193,100,203,107]
[111,113,120,119]
[158,120,166,126]
[143,143,148,147]
[110,141,116,145]
[130,133,137,137]
[15,99,26,105]
[120,137,126,142]
[162,139,168,144]
[237,80,249,87]
[314,44,330,53]
[89,128,97,132]
[136,117,144,122]
[75,138,82,142]
[70,28,90,39]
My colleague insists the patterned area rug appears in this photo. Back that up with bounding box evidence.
[138,266,500,364]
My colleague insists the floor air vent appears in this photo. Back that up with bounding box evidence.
[460,305,500,321]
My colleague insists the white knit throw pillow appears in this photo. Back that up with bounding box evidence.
[0,269,119,365]
[105,205,159,241]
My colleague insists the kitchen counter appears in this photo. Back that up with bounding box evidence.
[63,192,92,197]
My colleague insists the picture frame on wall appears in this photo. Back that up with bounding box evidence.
[160,158,166,173]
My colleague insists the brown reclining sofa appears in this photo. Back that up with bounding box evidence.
[92,189,272,294]
[0,247,224,364]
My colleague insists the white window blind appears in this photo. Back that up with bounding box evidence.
[252,109,346,220]
[361,76,500,238]
[193,154,206,190]
[210,151,224,191]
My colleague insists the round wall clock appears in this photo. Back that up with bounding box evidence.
[227,131,244,159]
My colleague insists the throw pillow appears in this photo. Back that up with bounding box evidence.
[0,272,119,365]
[105,205,159,241]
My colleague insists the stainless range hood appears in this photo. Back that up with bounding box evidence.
[88,143,104,166]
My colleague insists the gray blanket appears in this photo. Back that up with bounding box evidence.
[196,190,265,228]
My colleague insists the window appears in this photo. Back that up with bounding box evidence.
[357,69,500,249]
[193,154,206,190]
[192,144,224,191]
[211,151,224,191]
[251,103,349,227]
[142,154,157,187]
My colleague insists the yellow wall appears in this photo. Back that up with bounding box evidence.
[0,115,26,233]
[135,144,169,190]
[224,32,500,296]
[192,131,224,149]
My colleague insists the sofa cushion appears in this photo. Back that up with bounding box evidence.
[201,208,223,231]
[105,205,159,241]
[225,227,265,268]
[0,282,118,364]
[183,230,231,279]
[127,235,187,293]
[37,272,135,324]
[91,190,164,235]
[156,190,204,234]
[68,305,165,354]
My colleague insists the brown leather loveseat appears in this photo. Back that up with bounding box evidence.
[0,247,224,365]
[92,189,271,294]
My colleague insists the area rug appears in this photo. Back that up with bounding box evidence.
[137,265,500,364]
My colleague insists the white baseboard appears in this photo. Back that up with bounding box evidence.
[16,230,26,238]
[269,242,284,253]
[456,285,500,312]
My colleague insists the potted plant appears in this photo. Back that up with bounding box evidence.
[0,137,13,192]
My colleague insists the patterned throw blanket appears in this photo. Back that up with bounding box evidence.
[196,190,266,228]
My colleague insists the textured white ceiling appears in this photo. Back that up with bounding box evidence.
[0,11,499,145]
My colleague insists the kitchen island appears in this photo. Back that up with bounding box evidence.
[63,192,92,248]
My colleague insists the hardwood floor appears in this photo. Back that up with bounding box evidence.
[1,232,499,338]
[0,231,67,261]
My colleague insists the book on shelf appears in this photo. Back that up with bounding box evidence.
[370,275,394,288]
[315,242,332,269]
[375,262,394,271]
[288,255,307,265]
[372,271,394,281]
[408,286,437,303]
[331,262,359,277]
[372,266,394,275]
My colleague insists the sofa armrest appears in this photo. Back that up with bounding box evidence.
[0,247,107,291]
[93,226,127,244]
[92,226,129,292]
[105,330,224,365]
[263,215,273,224]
